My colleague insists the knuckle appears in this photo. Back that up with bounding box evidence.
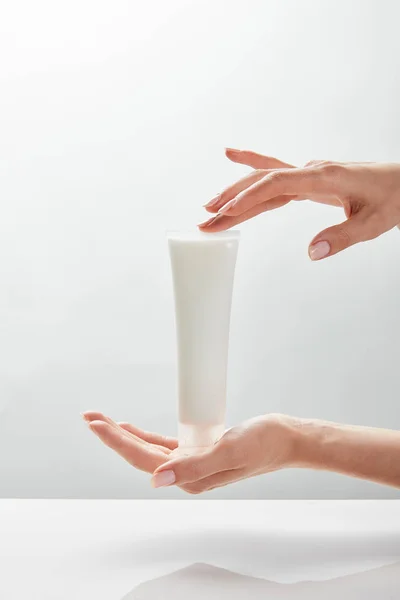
[320,162,345,179]
[267,169,285,182]
[304,159,326,168]
[265,170,287,187]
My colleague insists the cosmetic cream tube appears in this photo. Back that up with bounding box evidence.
[168,230,240,449]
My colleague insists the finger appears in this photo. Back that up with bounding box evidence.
[118,422,178,450]
[225,148,294,170]
[204,150,295,213]
[88,420,166,473]
[181,468,246,495]
[204,169,268,213]
[151,440,241,487]
[218,167,340,217]
[308,210,379,260]
[198,194,293,232]
[83,412,172,454]
[83,411,147,445]
[83,411,121,430]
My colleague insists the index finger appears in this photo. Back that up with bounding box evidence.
[204,168,268,213]
[198,194,294,232]
[219,166,339,217]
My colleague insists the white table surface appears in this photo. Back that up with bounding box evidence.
[1,500,400,599]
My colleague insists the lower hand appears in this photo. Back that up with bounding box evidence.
[83,412,297,494]
[199,149,400,260]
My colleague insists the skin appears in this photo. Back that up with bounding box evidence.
[199,148,400,260]
[83,149,400,493]
[83,411,400,492]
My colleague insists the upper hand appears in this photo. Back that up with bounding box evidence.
[83,412,296,494]
[199,149,400,260]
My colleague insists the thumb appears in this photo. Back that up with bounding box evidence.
[151,443,231,488]
[308,212,372,260]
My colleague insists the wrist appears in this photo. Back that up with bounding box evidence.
[279,415,400,488]
[287,417,335,469]
[288,417,362,472]
[262,414,317,470]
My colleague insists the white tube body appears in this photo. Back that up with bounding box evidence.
[168,231,240,449]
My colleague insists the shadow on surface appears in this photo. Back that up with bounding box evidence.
[124,561,400,599]
[103,528,400,579]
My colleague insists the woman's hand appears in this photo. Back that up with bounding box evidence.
[83,411,400,491]
[82,412,297,494]
[199,149,400,260]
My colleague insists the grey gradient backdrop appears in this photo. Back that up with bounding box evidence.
[1,0,400,498]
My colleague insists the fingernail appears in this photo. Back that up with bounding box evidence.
[203,194,221,209]
[218,199,236,214]
[225,147,240,153]
[198,215,219,228]
[309,241,330,260]
[151,470,176,488]
[81,413,91,427]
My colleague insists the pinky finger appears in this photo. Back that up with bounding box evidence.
[225,148,294,170]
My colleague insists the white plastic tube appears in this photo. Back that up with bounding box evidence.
[168,230,240,449]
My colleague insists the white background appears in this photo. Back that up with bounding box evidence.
[0,0,399,498]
